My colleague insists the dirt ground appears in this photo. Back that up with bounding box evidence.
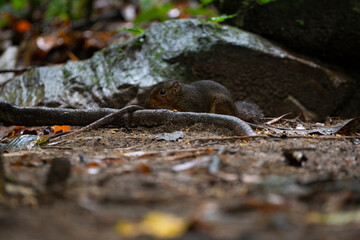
[1,122,360,240]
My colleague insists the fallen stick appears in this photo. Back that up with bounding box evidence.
[49,105,144,141]
[186,134,359,142]
[0,101,255,136]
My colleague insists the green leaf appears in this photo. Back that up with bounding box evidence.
[10,0,27,10]
[45,0,69,20]
[207,14,236,23]
[257,0,276,5]
[296,19,305,25]
[119,27,145,35]
[139,0,156,11]
[200,0,215,7]
[134,3,173,24]
[37,138,48,145]
[184,7,217,17]
[0,18,9,28]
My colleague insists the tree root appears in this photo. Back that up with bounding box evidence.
[0,101,256,136]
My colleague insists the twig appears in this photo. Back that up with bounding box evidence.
[122,147,216,158]
[165,151,212,161]
[265,112,292,124]
[49,105,144,141]
[280,135,360,140]
[186,134,359,142]
[0,67,33,74]
[187,134,269,142]
[251,118,359,136]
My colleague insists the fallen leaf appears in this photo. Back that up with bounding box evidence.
[172,158,210,171]
[4,134,38,152]
[0,126,16,139]
[115,221,139,237]
[15,20,31,33]
[148,131,184,141]
[306,210,360,225]
[264,118,360,136]
[116,211,188,239]
[135,163,151,173]
[53,125,71,133]
[140,211,188,238]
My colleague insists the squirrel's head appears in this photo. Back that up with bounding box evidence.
[146,81,183,109]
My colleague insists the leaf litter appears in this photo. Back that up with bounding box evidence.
[0,118,360,239]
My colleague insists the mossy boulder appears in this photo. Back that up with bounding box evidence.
[0,19,358,120]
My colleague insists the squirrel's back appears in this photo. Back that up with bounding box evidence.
[182,80,234,112]
[146,80,263,122]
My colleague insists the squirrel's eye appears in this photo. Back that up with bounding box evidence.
[159,89,166,95]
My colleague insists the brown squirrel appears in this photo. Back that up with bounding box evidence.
[146,80,263,122]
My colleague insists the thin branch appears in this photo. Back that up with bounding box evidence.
[49,105,144,141]
[0,67,33,74]
[265,112,292,124]
[186,134,269,142]
[186,134,359,142]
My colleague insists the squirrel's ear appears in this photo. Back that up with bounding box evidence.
[172,81,180,92]
[172,81,180,87]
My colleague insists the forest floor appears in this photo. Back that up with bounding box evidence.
[1,122,360,240]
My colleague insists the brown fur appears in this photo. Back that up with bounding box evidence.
[146,80,263,122]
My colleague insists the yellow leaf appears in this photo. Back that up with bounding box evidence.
[115,211,188,238]
[140,211,188,239]
[306,210,360,225]
[115,220,139,237]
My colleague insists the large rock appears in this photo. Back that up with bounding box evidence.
[0,19,358,120]
[215,0,360,69]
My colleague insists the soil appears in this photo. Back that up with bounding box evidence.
[1,122,360,240]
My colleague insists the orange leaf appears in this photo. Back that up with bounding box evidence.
[53,125,71,133]
[86,162,100,167]
[15,20,31,33]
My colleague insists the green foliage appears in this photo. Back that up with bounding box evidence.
[45,0,69,20]
[0,18,8,28]
[71,0,90,20]
[296,19,305,25]
[0,0,92,22]
[256,0,276,5]
[135,0,220,25]
[207,14,236,23]
[184,6,217,17]
[119,27,145,35]
[139,0,156,11]
[0,0,225,28]
[36,138,48,145]
[200,0,215,7]
[45,0,94,20]
[10,0,27,10]
[134,3,173,24]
